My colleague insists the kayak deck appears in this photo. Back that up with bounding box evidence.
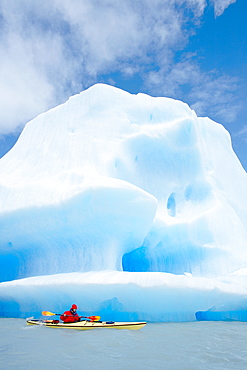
[26,319,146,330]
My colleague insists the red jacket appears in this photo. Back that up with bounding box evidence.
[60,310,80,323]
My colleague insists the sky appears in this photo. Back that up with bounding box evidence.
[0,0,246,170]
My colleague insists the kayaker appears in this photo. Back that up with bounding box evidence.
[60,304,80,323]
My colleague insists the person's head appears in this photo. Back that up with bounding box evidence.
[71,304,77,313]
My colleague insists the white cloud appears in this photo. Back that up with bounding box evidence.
[146,55,241,124]
[190,72,240,123]
[211,0,237,17]
[0,32,56,134]
[0,0,238,134]
[235,126,247,139]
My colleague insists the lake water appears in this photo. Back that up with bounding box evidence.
[0,319,247,369]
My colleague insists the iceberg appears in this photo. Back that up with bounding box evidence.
[0,84,247,321]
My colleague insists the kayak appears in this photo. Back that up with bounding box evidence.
[26,319,146,330]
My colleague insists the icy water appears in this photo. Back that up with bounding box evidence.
[0,319,247,369]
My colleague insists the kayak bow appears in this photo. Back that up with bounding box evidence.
[26,319,146,330]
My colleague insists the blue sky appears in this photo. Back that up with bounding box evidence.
[0,0,246,170]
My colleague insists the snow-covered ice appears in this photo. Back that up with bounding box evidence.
[0,84,247,321]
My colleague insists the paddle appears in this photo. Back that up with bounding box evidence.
[42,311,100,321]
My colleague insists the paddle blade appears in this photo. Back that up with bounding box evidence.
[89,315,101,321]
[42,311,56,316]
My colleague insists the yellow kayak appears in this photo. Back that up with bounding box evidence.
[26,319,146,330]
